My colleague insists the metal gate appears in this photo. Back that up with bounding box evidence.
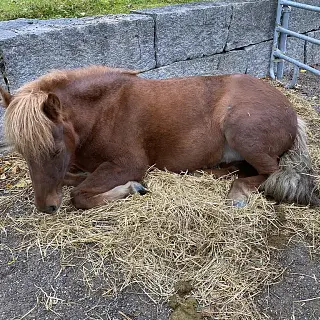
[270,0,320,87]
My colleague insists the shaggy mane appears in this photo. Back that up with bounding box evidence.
[4,65,139,161]
[5,90,54,161]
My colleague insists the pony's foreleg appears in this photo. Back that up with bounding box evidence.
[72,181,147,209]
[63,172,88,187]
[70,161,147,209]
[92,180,147,201]
[227,175,268,207]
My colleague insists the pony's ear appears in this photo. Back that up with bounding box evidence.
[0,86,13,108]
[42,93,61,122]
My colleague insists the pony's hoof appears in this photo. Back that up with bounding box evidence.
[232,199,247,208]
[130,182,148,195]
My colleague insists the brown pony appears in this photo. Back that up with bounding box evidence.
[0,66,319,213]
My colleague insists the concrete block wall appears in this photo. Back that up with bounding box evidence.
[0,0,319,142]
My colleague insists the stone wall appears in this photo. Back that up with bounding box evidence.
[0,15,155,90]
[1,0,319,90]
[0,0,319,142]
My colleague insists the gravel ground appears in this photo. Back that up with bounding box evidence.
[255,67,320,320]
[0,229,171,320]
[256,238,320,320]
[0,69,319,320]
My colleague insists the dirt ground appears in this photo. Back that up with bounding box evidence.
[254,68,320,320]
[0,236,170,320]
[0,69,319,320]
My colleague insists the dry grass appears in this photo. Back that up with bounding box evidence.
[1,84,320,319]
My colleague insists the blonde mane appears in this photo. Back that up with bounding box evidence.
[4,65,139,161]
[5,90,54,161]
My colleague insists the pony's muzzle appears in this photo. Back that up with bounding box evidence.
[35,193,62,214]
[44,205,59,214]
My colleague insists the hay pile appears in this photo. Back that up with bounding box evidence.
[1,85,320,319]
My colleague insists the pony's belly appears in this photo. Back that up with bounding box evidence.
[219,144,243,164]
[154,147,225,172]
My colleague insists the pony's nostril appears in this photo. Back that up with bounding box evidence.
[46,205,58,213]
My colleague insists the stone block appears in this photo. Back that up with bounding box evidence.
[140,50,247,79]
[289,0,320,34]
[247,37,305,79]
[306,30,320,65]
[0,15,155,90]
[133,2,232,67]
[284,36,305,73]
[140,55,219,79]
[245,40,273,78]
[225,0,277,51]
[216,50,248,75]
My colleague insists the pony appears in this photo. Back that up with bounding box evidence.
[0,66,319,213]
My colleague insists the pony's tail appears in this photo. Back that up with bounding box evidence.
[261,118,320,206]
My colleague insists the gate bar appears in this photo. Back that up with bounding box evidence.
[276,26,320,45]
[273,49,320,75]
[270,0,320,85]
[270,0,284,79]
[280,0,320,12]
[276,5,290,79]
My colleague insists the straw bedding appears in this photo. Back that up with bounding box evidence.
[0,83,319,319]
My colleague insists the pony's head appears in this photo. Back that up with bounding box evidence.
[1,87,74,213]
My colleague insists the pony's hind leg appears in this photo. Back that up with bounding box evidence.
[227,175,268,207]
[227,154,279,207]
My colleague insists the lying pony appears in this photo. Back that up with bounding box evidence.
[1,66,318,213]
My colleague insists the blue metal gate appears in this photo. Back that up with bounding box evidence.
[270,0,320,87]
